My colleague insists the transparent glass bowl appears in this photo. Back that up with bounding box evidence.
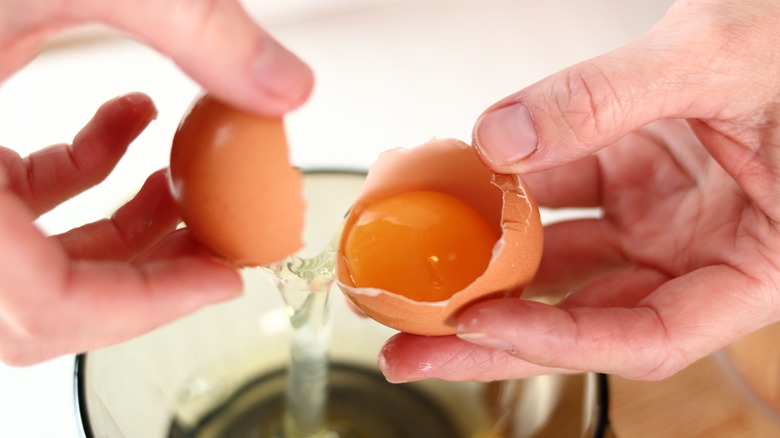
[74,171,609,438]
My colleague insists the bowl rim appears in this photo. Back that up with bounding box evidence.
[73,354,93,438]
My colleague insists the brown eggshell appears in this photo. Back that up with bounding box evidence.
[169,93,304,266]
[335,138,543,336]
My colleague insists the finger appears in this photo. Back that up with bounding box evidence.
[471,3,775,174]
[77,0,313,116]
[0,167,241,366]
[378,332,572,383]
[386,222,657,383]
[524,121,705,210]
[135,228,213,263]
[0,92,157,215]
[453,299,667,379]
[56,169,179,261]
[453,265,774,381]
[687,118,780,222]
[0,1,66,81]
[0,254,242,366]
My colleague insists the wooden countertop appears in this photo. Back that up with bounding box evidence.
[609,322,780,437]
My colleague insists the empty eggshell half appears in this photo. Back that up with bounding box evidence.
[169,93,304,267]
[335,138,543,336]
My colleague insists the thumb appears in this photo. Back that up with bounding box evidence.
[471,0,772,174]
[83,0,313,116]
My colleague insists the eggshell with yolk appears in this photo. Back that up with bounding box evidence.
[169,93,304,266]
[335,138,543,336]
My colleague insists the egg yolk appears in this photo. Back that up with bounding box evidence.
[344,190,499,302]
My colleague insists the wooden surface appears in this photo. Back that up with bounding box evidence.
[609,323,780,437]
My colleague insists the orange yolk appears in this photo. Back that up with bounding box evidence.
[344,190,499,302]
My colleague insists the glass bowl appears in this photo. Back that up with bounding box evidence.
[74,171,609,438]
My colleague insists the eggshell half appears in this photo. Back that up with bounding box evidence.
[335,138,543,336]
[169,93,304,266]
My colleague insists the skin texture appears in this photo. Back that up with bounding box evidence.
[0,0,313,115]
[0,0,312,366]
[379,0,780,382]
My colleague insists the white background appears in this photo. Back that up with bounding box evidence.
[0,0,671,435]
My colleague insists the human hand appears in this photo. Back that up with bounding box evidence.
[1,0,313,115]
[0,93,244,366]
[379,0,780,382]
[0,0,313,366]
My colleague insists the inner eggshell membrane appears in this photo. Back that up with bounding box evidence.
[336,138,543,336]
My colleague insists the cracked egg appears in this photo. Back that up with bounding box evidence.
[168,94,542,336]
[336,138,543,336]
[169,93,304,267]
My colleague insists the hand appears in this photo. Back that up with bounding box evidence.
[0,0,313,366]
[0,93,243,366]
[379,0,780,382]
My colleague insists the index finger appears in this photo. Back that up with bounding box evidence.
[0,93,157,216]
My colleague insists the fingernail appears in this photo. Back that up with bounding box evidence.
[456,332,517,355]
[252,39,313,105]
[474,103,538,166]
[378,337,423,384]
[378,349,410,383]
[117,92,158,136]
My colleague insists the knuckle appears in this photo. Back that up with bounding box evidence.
[629,347,688,381]
[547,63,624,147]
[182,0,226,41]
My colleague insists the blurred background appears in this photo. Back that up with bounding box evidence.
[0,0,672,435]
